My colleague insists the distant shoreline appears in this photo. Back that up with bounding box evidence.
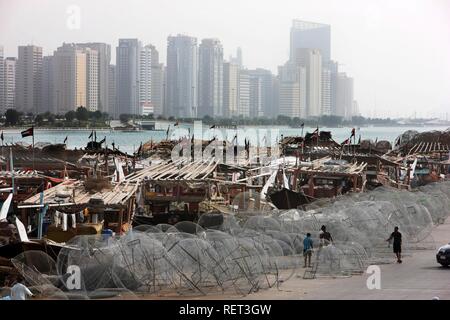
[0,123,448,131]
[1,127,112,131]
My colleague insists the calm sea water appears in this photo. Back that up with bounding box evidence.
[2,123,448,154]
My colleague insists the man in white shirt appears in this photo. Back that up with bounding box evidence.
[10,276,33,300]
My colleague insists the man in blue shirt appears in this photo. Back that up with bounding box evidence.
[303,233,314,268]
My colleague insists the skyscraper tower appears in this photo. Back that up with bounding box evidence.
[16,45,43,113]
[52,43,87,114]
[116,39,141,118]
[198,38,223,117]
[290,20,331,63]
[0,46,4,112]
[77,43,111,113]
[166,35,198,118]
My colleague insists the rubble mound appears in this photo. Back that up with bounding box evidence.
[395,128,450,149]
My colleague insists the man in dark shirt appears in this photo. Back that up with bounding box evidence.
[387,226,402,263]
[319,225,333,246]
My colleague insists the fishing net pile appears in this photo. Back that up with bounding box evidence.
[9,181,450,299]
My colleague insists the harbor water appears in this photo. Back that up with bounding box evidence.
[1,124,448,154]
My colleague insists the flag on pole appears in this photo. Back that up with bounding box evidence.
[341,138,350,146]
[0,131,3,142]
[94,131,97,141]
[99,137,106,144]
[350,128,356,138]
[21,127,34,138]
[166,125,170,137]
[88,130,93,139]
[63,136,68,144]
[312,126,319,140]
[210,124,216,129]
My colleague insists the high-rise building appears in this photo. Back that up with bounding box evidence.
[290,20,330,62]
[223,62,239,117]
[116,39,141,118]
[41,56,54,113]
[272,76,280,118]
[84,48,99,112]
[108,64,116,118]
[16,45,43,113]
[152,63,164,117]
[247,69,274,118]
[321,67,331,116]
[230,47,243,68]
[166,35,198,118]
[198,38,223,117]
[52,43,87,114]
[293,48,322,118]
[149,46,164,117]
[326,61,339,116]
[352,100,360,118]
[278,62,306,118]
[336,72,354,120]
[3,57,16,111]
[77,43,111,113]
[139,44,153,115]
[238,69,250,118]
[0,46,4,112]
[249,74,263,118]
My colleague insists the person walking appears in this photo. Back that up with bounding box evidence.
[319,225,333,246]
[303,233,314,268]
[10,276,34,300]
[386,226,402,263]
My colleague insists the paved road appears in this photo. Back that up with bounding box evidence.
[241,217,450,300]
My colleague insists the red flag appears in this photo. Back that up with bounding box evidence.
[21,127,34,138]
[350,128,356,138]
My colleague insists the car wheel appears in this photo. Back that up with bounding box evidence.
[440,264,449,268]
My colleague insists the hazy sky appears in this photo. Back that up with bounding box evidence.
[1,0,449,118]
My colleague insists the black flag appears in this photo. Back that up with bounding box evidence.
[88,130,93,139]
[94,131,97,142]
[63,136,68,144]
[300,123,304,128]
[210,124,216,129]
[21,127,34,138]
[1,131,3,142]
[99,137,106,144]
[312,126,319,139]
[112,141,115,150]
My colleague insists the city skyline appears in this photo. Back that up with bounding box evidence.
[0,0,449,118]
